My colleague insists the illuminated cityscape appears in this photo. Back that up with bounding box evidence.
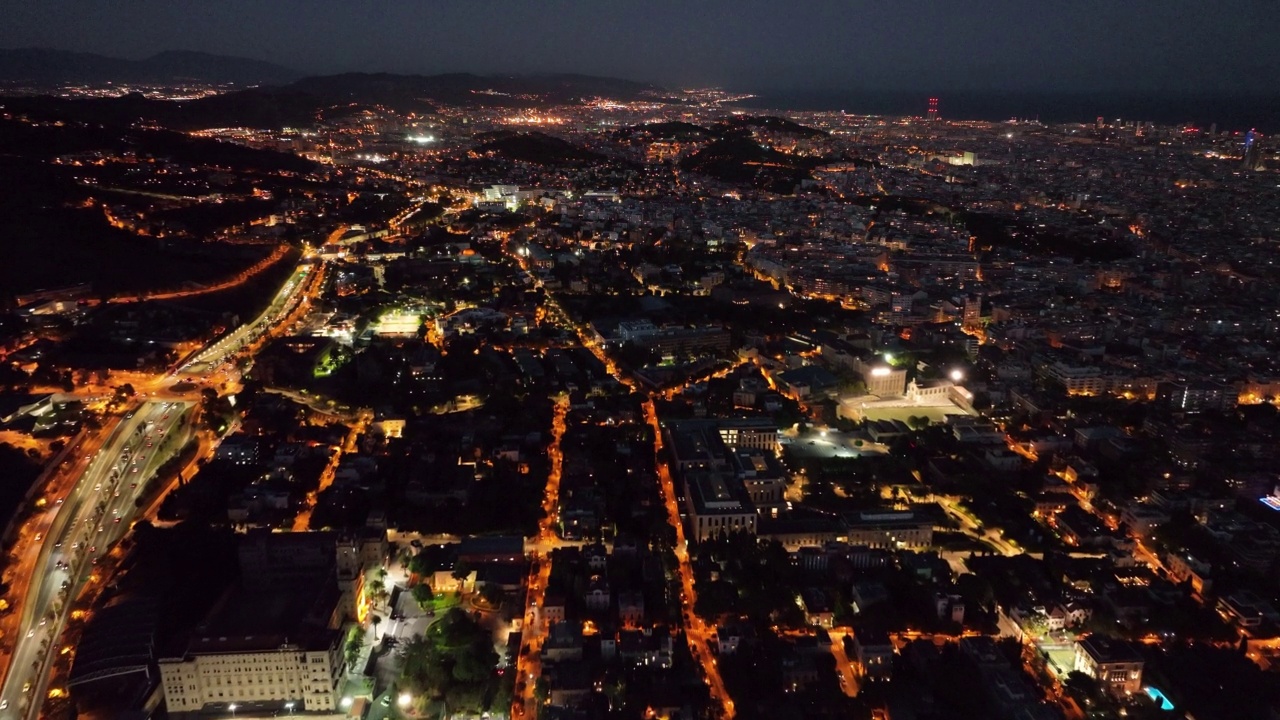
[0,4,1279,720]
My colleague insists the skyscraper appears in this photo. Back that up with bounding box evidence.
[927,97,939,122]
[1243,130,1265,171]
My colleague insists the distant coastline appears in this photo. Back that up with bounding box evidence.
[739,89,1280,134]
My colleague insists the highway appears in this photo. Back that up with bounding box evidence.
[0,237,333,718]
[0,401,191,718]
[178,258,322,379]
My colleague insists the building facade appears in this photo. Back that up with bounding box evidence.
[1074,635,1143,696]
[159,633,344,714]
[843,510,934,549]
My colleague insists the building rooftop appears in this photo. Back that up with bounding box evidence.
[1078,635,1143,665]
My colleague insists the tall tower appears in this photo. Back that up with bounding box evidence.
[1243,129,1265,170]
[927,97,939,122]
[962,294,982,329]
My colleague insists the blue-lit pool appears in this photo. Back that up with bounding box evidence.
[1144,686,1175,711]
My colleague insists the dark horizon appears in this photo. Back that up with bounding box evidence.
[3,44,1278,133]
[738,88,1280,134]
[3,0,1279,97]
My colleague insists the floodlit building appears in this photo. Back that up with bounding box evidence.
[159,631,345,714]
[1074,635,1143,696]
[159,530,385,714]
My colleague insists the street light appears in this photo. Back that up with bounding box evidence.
[398,692,412,709]
[949,369,964,382]
[340,697,353,709]
[285,700,296,715]
[229,703,237,717]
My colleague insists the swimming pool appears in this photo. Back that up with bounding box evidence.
[1144,686,1175,711]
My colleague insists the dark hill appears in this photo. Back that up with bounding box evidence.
[679,136,825,193]
[472,132,605,165]
[0,48,300,86]
[616,121,716,141]
[0,117,315,173]
[715,115,828,138]
[0,116,314,298]
[2,89,326,132]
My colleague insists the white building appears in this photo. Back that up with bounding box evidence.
[1074,635,1143,696]
[1042,362,1106,395]
[159,632,345,713]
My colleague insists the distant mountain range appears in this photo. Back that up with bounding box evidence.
[0,49,666,105]
[0,48,302,86]
[287,72,663,107]
[0,58,673,130]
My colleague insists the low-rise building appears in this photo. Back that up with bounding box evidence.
[842,509,933,549]
[1074,635,1143,696]
[853,629,894,681]
[683,471,758,542]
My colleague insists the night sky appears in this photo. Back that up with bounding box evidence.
[4,0,1279,95]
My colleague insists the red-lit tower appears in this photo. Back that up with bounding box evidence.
[927,97,939,122]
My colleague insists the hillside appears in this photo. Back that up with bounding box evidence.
[472,132,607,166]
[0,116,316,299]
[0,48,300,86]
[679,136,826,194]
[2,72,671,131]
[616,121,716,141]
[287,72,662,108]
[714,115,828,139]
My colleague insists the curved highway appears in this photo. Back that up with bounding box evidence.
[178,259,321,379]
